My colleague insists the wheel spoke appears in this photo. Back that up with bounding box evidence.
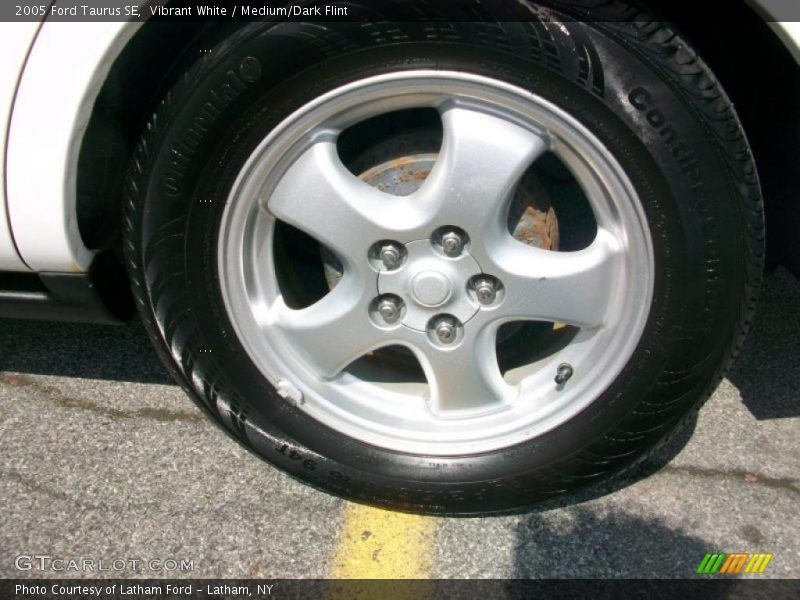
[266,139,432,268]
[415,323,513,414]
[420,105,549,237]
[268,277,385,378]
[492,229,623,328]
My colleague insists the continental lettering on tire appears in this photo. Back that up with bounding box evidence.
[628,87,703,192]
[628,85,722,337]
[161,57,263,197]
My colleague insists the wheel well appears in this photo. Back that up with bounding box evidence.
[75,21,243,251]
[76,6,800,275]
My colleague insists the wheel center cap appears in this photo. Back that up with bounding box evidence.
[377,239,481,332]
[411,271,452,307]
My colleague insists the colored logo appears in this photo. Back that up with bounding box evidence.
[696,553,773,574]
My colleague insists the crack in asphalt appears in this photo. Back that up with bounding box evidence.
[0,469,279,515]
[0,469,156,512]
[662,464,800,496]
[0,372,202,424]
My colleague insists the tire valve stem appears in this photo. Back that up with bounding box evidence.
[555,363,574,386]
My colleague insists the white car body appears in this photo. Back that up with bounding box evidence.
[2,20,142,273]
[0,2,798,276]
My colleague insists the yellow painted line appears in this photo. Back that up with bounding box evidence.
[330,502,440,579]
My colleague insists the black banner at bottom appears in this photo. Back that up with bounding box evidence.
[2,579,799,600]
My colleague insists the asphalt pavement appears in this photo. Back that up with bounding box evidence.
[0,268,798,579]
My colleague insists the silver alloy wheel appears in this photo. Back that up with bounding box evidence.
[218,71,654,455]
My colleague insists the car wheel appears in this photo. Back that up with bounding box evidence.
[123,8,764,514]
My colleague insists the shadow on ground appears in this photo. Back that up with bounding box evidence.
[514,506,713,578]
[0,318,171,385]
[727,268,800,420]
[512,507,796,593]
[511,508,795,596]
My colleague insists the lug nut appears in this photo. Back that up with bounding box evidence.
[434,319,457,344]
[379,243,404,270]
[555,363,574,385]
[441,231,464,257]
[475,278,497,305]
[378,297,402,324]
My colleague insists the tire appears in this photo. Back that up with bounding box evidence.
[123,4,763,515]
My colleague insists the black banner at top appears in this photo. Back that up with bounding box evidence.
[3,0,800,23]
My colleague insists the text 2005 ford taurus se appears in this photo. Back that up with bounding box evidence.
[1,0,798,514]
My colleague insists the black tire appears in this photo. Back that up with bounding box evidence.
[123,4,764,515]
